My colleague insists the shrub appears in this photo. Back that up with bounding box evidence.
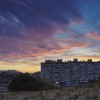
[8,73,46,92]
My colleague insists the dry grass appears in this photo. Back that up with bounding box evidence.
[0,82,100,100]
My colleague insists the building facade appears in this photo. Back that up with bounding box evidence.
[40,59,100,86]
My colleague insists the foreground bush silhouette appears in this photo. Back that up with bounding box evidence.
[8,73,50,92]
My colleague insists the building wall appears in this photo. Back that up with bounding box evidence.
[40,60,100,86]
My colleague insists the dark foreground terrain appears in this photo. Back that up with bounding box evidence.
[0,82,100,100]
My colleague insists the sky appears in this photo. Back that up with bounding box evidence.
[0,0,100,72]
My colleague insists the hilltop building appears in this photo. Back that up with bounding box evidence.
[40,59,100,86]
[0,70,20,92]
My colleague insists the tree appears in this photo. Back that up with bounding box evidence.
[8,73,46,92]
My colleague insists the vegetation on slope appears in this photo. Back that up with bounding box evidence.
[8,73,55,92]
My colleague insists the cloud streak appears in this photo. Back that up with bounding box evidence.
[0,0,84,38]
[0,0,100,72]
[86,32,100,41]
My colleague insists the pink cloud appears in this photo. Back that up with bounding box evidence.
[86,32,100,41]
[0,35,91,61]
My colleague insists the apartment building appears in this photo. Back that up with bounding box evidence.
[40,59,100,86]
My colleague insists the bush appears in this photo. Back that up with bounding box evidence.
[8,73,46,92]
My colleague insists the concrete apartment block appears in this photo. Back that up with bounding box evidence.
[40,59,100,86]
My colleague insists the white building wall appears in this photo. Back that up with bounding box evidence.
[86,63,94,81]
[79,63,87,82]
[71,63,79,84]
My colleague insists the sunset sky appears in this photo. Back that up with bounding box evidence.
[0,0,100,72]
